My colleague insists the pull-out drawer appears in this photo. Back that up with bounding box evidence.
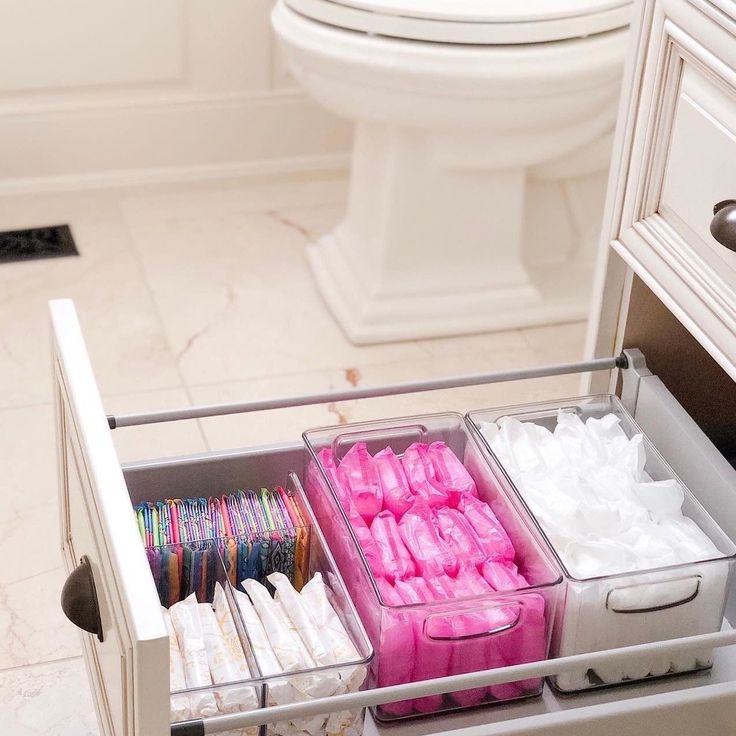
[52,299,736,736]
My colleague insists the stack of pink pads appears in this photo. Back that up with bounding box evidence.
[313,440,548,718]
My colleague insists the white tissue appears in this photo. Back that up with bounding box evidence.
[482,412,721,577]
[482,411,728,689]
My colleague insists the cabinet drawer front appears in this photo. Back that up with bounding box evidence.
[52,299,168,736]
[661,63,736,277]
[598,0,736,380]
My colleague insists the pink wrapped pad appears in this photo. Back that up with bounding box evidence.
[436,507,487,568]
[375,447,415,519]
[399,499,458,578]
[394,578,448,713]
[450,569,523,701]
[482,560,528,591]
[346,499,385,579]
[459,495,516,562]
[375,578,415,717]
[315,448,351,505]
[370,511,416,583]
[337,443,383,523]
[480,562,546,693]
[427,441,478,497]
[401,443,456,508]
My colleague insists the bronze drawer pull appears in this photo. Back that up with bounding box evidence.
[60,555,103,642]
[710,199,736,252]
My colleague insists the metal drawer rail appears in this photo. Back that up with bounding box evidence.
[108,355,625,429]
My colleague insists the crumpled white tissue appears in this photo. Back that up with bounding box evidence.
[482,410,728,690]
[482,411,721,577]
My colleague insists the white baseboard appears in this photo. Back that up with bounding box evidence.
[0,152,351,196]
[0,89,352,195]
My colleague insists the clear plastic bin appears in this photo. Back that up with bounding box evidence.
[467,394,736,693]
[302,412,563,721]
[136,472,373,736]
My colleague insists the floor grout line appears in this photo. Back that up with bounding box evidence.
[0,653,84,676]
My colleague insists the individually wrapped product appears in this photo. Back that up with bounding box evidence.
[233,588,325,736]
[300,572,366,691]
[315,448,351,504]
[480,568,546,693]
[481,560,526,590]
[198,600,259,715]
[458,495,516,562]
[300,572,366,736]
[452,568,522,701]
[345,499,385,579]
[399,499,458,578]
[435,507,486,569]
[426,441,478,497]
[375,578,415,717]
[242,579,311,673]
[374,447,414,519]
[162,606,191,722]
[337,443,383,523]
[370,511,416,583]
[169,594,218,717]
[401,443,455,508]
[245,577,342,717]
[269,572,333,668]
[394,577,447,713]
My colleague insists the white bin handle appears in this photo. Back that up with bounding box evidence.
[606,575,701,614]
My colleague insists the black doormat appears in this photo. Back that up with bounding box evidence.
[0,225,78,264]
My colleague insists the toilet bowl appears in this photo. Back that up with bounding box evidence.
[272,0,631,343]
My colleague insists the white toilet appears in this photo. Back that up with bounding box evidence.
[272,0,632,343]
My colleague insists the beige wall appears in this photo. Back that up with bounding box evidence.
[0,0,351,192]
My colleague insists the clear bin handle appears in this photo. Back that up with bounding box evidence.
[423,601,522,641]
[331,424,429,462]
[606,575,701,614]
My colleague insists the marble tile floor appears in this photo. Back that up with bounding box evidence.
[0,171,589,734]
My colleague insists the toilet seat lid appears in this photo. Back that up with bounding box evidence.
[282,0,632,43]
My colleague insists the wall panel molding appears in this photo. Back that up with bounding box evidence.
[0,91,351,193]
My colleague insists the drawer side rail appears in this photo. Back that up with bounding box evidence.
[108,355,625,429]
[173,626,736,735]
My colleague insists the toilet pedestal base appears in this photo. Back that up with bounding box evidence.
[307,123,592,344]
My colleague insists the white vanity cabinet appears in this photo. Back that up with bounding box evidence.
[54,1,736,735]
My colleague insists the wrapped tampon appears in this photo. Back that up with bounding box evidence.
[199,601,259,714]
[169,594,218,717]
[162,606,191,722]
